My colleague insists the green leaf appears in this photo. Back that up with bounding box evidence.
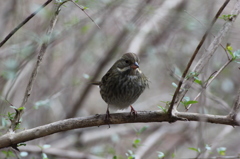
[233,50,240,59]
[183,96,190,102]
[127,150,133,155]
[217,147,226,156]
[189,147,201,153]
[226,43,237,59]
[187,72,199,79]
[17,107,25,111]
[133,138,141,148]
[113,156,117,159]
[42,144,51,149]
[34,99,50,109]
[158,106,167,113]
[184,101,198,105]
[83,6,89,10]
[17,143,26,147]
[194,76,202,85]
[157,151,165,158]
[10,106,17,109]
[172,82,178,88]
[219,14,236,21]
[42,153,48,159]
[2,150,15,157]
[138,126,148,134]
[205,144,211,150]
[20,152,28,157]
[181,97,198,107]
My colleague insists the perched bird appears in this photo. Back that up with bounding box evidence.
[93,53,149,120]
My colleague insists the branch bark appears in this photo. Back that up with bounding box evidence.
[0,110,238,149]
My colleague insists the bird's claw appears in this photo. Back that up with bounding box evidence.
[130,105,137,118]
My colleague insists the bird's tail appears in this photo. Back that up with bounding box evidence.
[91,81,101,85]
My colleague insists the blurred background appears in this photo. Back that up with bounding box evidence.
[0,0,240,158]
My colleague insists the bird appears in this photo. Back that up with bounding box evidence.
[93,53,149,120]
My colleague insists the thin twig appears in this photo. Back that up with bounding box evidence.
[167,0,231,116]
[184,10,231,60]
[10,3,62,131]
[0,0,53,48]
[186,59,233,110]
[69,0,101,29]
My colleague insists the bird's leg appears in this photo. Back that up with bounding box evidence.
[130,105,137,118]
[105,105,111,128]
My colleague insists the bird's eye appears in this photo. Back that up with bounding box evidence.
[125,60,129,64]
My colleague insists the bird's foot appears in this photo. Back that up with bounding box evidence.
[105,108,111,128]
[130,105,137,118]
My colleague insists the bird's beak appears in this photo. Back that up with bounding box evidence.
[131,62,139,69]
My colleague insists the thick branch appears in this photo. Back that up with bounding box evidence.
[0,111,238,149]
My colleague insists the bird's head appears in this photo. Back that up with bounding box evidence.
[114,53,141,76]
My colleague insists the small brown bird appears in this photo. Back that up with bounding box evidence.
[93,53,149,120]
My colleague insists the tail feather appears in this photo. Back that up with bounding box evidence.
[91,81,101,85]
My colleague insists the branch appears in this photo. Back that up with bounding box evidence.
[167,0,231,116]
[0,0,53,47]
[0,111,238,149]
[10,3,61,131]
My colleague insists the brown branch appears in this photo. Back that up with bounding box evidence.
[0,0,53,48]
[0,110,238,149]
[167,0,230,116]
[10,3,61,131]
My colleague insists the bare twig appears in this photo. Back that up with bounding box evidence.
[186,59,233,110]
[0,110,239,149]
[0,0,53,47]
[184,10,231,60]
[69,0,101,29]
[10,3,62,131]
